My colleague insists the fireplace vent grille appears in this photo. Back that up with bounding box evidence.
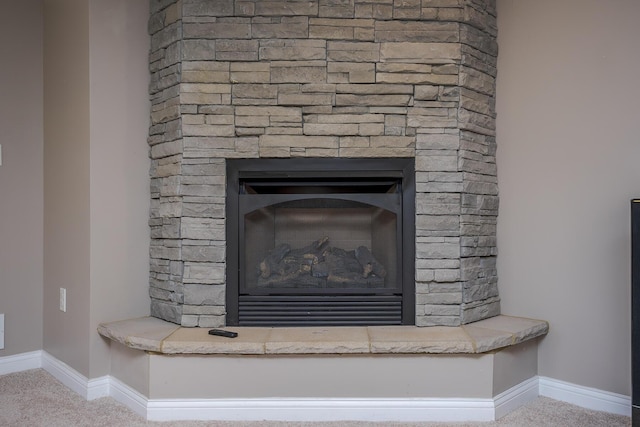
[238,295,402,326]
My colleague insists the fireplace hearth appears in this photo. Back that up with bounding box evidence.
[226,158,415,326]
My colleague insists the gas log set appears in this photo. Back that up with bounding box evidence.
[257,236,387,289]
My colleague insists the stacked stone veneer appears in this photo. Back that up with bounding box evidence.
[147,0,499,327]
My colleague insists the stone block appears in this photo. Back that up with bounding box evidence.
[339,147,414,157]
[254,1,319,16]
[377,71,458,85]
[434,269,461,282]
[459,65,494,96]
[278,92,334,106]
[370,135,414,148]
[151,139,183,159]
[416,242,460,259]
[235,1,255,16]
[310,18,375,40]
[416,269,435,282]
[422,304,461,316]
[150,300,182,325]
[151,22,182,52]
[417,214,460,232]
[416,193,460,215]
[415,85,440,101]
[229,62,270,83]
[375,21,459,43]
[458,108,495,136]
[183,19,251,39]
[416,292,462,305]
[379,42,461,64]
[216,39,259,61]
[304,123,359,136]
[327,41,380,62]
[319,0,356,18]
[182,0,234,16]
[182,39,216,61]
[337,83,413,95]
[197,315,226,327]
[339,136,369,147]
[336,94,411,106]
[416,133,460,150]
[328,62,375,83]
[271,61,327,83]
[260,134,339,148]
[183,124,235,137]
[359,123,385,136]
[415,315,461,327]
[461,297,500,324]
[181,217,224,240]
[183,264,226,285]
[259,39,326,61]
[253,16,309,39]
[460,24,498,57]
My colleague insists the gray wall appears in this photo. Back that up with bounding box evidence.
[0,0,44,358]
[1,0,637,399]
[42,0,150,378]
[496,0,640,396]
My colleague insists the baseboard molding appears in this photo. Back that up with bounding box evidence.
[40,351,109,401]
[146,398,496,422]
[1,351,632,421]
[109,376,148,419]
[494,376,540,419]
[539,376,632,417]
[0,350,42,375]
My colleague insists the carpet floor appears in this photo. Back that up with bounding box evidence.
[0,369,631,426]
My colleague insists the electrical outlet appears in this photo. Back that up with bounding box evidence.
[0,314,4,349]
[60,288,67,312]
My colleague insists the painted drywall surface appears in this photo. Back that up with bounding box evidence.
[148,354,494,399]
[43,0,92,377]
[492,339,538,396]
[0,0,44,357]
[88,0,150,378]
[496,0,640,396]
[109,340,150,397]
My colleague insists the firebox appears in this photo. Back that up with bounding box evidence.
[226,158,415,326]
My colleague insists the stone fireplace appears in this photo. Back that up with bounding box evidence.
[147,0,499,328]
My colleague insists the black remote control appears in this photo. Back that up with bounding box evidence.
[208,329,238,338]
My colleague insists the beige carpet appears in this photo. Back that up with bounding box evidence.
[0,369,631,426]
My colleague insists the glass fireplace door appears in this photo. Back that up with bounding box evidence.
[226,158,415,326]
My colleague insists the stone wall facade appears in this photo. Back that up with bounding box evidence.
[147,0,499,327]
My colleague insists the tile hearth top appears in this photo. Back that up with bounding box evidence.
[98,315,548,355]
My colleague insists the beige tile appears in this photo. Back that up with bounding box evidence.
[368,325,475,353]
[97,316,180,352]
[266,326,370,354]
[161,327,271,354]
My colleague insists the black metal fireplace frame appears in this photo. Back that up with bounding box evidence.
[226,158,415,326]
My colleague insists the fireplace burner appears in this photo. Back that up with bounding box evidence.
[226,158,415,326]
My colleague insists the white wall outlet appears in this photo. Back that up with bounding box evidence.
[60,288,67,312]
[0,314,5,349]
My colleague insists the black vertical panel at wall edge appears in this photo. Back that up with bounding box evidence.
[632,199,640,426]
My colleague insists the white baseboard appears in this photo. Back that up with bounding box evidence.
[539,376,632,417]
[494,376,540,419]
[146,398,495,422]
[40,351,109,400]
[109,375,148,418]
[0,350,42,375]
[1,351,632,421]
